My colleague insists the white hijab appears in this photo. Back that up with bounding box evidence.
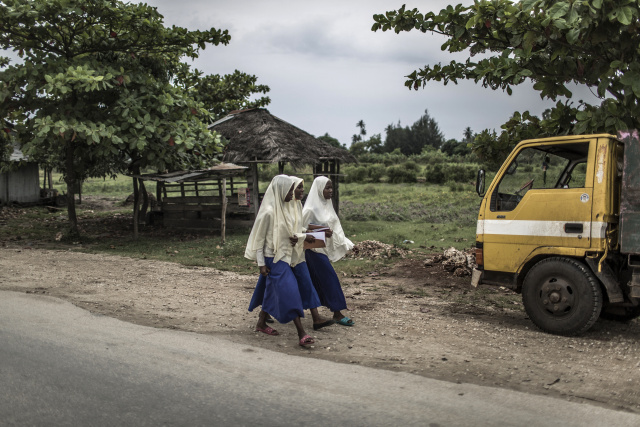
[245,175,301,265]
[288,175,306,267]
[302,176,353,261]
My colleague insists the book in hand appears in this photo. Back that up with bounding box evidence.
[303,231,327,249]
[307,223,329,232]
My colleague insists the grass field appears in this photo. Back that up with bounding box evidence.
[9,172,482,275]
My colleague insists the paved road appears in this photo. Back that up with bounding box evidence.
[1,290,639,427]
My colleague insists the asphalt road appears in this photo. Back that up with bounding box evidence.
[1,290,639,427]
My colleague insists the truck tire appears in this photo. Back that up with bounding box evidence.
[522,257,602,336]
[600,304,640,322]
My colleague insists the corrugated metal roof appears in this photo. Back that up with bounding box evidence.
[131,163,247,183]
[9,144,27,162]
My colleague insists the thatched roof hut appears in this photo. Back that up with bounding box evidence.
[210,108,356,167]
[209,108,355,215]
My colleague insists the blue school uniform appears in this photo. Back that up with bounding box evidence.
[248,259,321,323]
[305,250,348,312]
[248,257,304,324]
[291,262,322,310]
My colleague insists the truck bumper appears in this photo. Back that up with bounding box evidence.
[471,268,483,288]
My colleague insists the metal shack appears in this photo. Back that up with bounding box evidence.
[0,144,40,205]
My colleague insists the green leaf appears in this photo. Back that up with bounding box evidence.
[533,81,546,91]
[576,110,589,121]
[597,79,609,97]
[615,7,633,25]
[566,28,580,44]
[521,0,540,11]
[632,80,640,98]
[548,2,569,19]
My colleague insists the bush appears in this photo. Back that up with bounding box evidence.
[258,163,280,181]
[417,149,448,165]
[424,164,445,184]
[403,160,420,172]
[368,164,386,182]
[386,165,417,183]
[442,163,477,183]
[343,165,369,183]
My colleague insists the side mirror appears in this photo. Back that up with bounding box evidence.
[476,169,486,197]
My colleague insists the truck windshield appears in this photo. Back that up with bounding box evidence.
[492,142,589,211]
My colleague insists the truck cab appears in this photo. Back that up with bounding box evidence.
[473,133,640,335]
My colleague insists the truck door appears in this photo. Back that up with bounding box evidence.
[479,140,595,274]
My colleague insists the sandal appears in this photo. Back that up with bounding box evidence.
[337,317,354,326]
[299,334,315,346]
[255,326,279,336]
[313,319,335,330]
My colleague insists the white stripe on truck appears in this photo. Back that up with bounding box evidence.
[476,220,608,239]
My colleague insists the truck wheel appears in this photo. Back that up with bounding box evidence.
[600,304,640,322]
[522,257,602,336]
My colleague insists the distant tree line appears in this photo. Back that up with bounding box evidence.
[319,109,476,161]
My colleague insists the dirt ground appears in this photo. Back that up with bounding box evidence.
[2,198,640,413]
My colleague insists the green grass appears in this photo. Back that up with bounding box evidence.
[339,182,479,252]
[5,171,482,274]
[39,170,134,199]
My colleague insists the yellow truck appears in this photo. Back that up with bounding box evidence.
[472,132,640,335]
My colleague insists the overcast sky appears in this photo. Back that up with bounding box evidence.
[6,1,599,146]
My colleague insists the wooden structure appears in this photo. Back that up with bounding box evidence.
[0,144,40,206]
[209,108,356,217]
[132,163,249,235]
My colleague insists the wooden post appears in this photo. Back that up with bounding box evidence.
[251,163,260,219]
[278,161,285,175]
[221,178,227,243]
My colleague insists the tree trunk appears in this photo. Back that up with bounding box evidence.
[132,176,140,239]
[139,178,149,222]
[65,143,79,236]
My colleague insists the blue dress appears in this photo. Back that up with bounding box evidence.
[291,262,322,310]
[248,257,304,324]
[248,258,321,323]
[305,250,348,312]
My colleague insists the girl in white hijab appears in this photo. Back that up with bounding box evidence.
[289,176,335,330]
[250,176,335,331]
[302,176,355,326]
[246,175,316,346]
